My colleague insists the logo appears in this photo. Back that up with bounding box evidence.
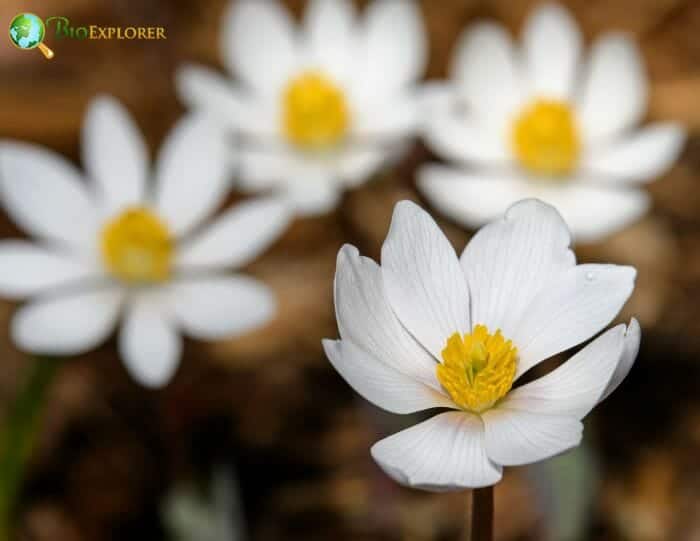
[8,13,168,59]
[9,13,54,59]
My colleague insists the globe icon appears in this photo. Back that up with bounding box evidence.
[8,13,54,58]
[9,13,45,49]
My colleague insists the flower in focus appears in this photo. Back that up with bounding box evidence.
[324,199,640,489]
[0,96,291,388]
[419,3,685,243]
[177,0,426,215]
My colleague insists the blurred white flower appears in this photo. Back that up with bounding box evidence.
[176,0,426,216]
[324,199,640,490]
[0,96,290,388]
[419,3,685,243]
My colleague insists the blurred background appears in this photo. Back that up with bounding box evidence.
[2,0,700,540]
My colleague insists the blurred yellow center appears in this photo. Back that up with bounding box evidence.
[100,207,173,284]
[436,325,518,413]
[511,99,580,177]
[282,71,349,150]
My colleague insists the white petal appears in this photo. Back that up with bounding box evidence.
[323,339,453,414]
[237,147,286,192]
[582,124,685,184]
[461,198,575,343]
[353,95,422,139]
[12,289,123,355]
[175,64,273,135]
[352,0,426,104]
[418,81,454,117]
[337,147,388,187]
[304,0,356,83]
[177,197,290,270]
[513,264,636,379]
[523,3,581,99]
[222,0,299,96]
[334,244,440,388]
[538,183,650,243]
[423,112,509,166]
[0,241,99,299]
[482,408,582,466]
[169,275,275,340]
[451,22,523,127]
[502,323,627,419]
[418,167,650,242]
[119,293,181,388]
[417,166,533,227]
[285,177,342,216]
[176,64,241,119]
[601,318,640,401]
[154,114,232,236]
[82,96,148,215]
[0,142,99,251]
[371,412,502,490]
[381,201,470,359]
[419,164,650,242]
[577,34,647,143]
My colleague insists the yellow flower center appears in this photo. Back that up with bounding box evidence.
[436,325,518,413]
[100,207,174,284]
[511,98,580,177]
[282,71,350,150]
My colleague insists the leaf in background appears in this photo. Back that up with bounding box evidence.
[162,466,247,541]
[529,438,600,541]
[0,357,59,538]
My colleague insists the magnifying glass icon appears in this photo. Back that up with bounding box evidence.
[9,13,55,59]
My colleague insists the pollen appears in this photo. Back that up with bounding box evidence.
[282,71,349,150]
[511,98,580,177]
[100,207,174,284]
[436,325,518,413]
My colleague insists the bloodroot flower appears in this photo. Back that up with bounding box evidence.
[0,96,290,388]
[419,3,685,243]
[177,0,427,215]
[324,199,639,489]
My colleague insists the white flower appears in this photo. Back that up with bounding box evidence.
[0,96,291,388]
[323,199,640,490]
[418,3,685,243]
[176,0,426,216]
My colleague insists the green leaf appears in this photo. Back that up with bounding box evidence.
[0,357,59,539]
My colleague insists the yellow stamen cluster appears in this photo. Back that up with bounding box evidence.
[100,207,173,283]
[511,98,580,177]
[436,325,518,413]
[282,71,349,150]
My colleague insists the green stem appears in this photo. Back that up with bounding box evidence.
[0,357,59,539]
[470,486,494,541]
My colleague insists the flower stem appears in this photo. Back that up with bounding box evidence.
[0,357,59,538]
[470,486,494,541]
